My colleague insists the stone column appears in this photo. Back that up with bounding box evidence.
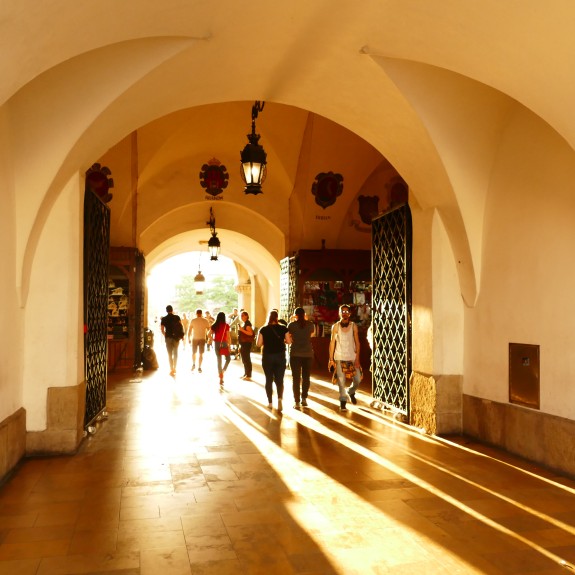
[410,372,462,435]
[235,281,252,316]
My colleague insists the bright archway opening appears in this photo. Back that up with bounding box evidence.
[146,229,282,332]
[147,252,239,331]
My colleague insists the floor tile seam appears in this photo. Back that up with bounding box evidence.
[34,549,142,573]
[2,523,77,543]
[0,536,73,560]
[117,525,185,537]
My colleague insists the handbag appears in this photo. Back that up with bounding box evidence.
[218,327,230,356]
[239,325,255,343]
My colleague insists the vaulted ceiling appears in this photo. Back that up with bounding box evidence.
[4,1,575,306]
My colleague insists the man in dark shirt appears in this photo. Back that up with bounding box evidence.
[160,305,183,375]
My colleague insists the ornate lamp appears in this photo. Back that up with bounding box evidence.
[240,101,267,195]
[207,207,220,261]
[194,267,205,295]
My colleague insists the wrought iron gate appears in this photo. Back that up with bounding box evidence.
[371,204,412,417]
[83,190,110,427]
[134,251,145,369]
[279,255,297,322]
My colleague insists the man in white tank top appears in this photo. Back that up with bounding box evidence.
[328,304,362,412]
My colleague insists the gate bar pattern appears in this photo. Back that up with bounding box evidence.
[371,204,412,416]
[83,190,110,427]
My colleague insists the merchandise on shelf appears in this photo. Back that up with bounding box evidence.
[107,280,129,339]
[303,279,372,333]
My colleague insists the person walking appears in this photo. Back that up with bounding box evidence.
[287,307,316,408]
[328,304,362,412]
[209,312,231,388]
[205,311,215,351]
[160,305,184,375]
[228,308,241,360]
[188,309,211,373]
[257,310,291,412]
[237,311,254,380]
[228,308,240,330]
[181,313,190,349]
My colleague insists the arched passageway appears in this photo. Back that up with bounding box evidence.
[6,1,575,489]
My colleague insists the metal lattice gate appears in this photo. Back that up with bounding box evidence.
[134,251,146,369]
[371,204,412,417]
[83,190,110,427]
[279,256,297,323]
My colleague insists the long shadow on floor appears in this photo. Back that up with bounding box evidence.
[226,373,575,574]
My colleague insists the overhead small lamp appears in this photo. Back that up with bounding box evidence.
[194,254,206,294]
[194,269,205,294]
[240,100,267,195]
[207,207,220,261]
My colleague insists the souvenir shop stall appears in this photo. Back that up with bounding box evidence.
[107,247,145,371]
[280,249,372,375]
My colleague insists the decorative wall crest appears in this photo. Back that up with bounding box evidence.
[312,171,343,209]
[389,177,408,207]
[199,158,229,197]
[358,195,380,224]
[85,163,114,203]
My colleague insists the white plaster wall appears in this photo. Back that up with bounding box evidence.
[255,274,279,329]
[465,106,575,419]
[411,203,434,376]
[0,107,24,422]
[392,198,464,380]
[432,211,464,376]
[23,175,83,430]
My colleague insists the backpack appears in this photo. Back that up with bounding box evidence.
[142,346,159,370]
[174,320,185,340]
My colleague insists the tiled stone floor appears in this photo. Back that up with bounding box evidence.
[1,348,575,574]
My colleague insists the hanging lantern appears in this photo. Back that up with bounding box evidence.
[207,207,220,260]
[194,268,205,294]
[240,101,267,195]
[208,234,220,261]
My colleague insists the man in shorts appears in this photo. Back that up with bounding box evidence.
[188,309,211,373]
